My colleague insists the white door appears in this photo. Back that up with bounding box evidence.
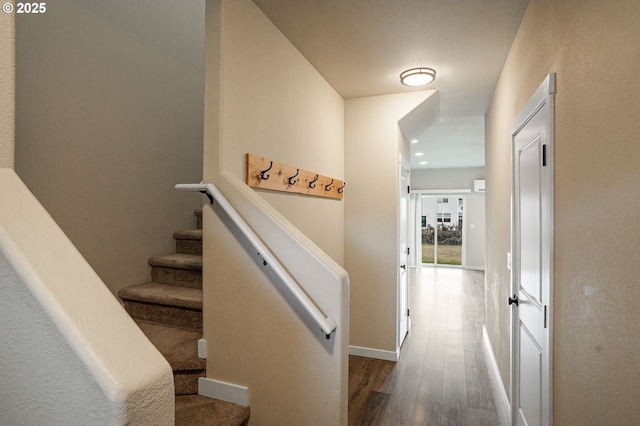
[398,159,410,347]
[511,74,555,426]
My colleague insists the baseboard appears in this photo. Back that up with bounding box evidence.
[198,377,249,407]
[349,345,399,361]
[482,326,511,426]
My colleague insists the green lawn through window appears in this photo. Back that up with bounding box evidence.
[422,243,462,265]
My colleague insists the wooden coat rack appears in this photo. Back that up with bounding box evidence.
[245,153,345,200]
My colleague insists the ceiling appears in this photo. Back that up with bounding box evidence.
[252,0,528,169]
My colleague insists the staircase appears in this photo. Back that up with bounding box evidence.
[118,209,250,425]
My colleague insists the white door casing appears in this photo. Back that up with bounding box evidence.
[511,74,555,426]
[398,157,411,348]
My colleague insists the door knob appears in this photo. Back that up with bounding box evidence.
[508,295,519,306]
[400,265,406,270]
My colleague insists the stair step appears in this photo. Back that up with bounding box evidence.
[149,254,202,288]
[174,229,203,255]
[175,395,250,426]
[119,283,202,330]
[136,321,205,395]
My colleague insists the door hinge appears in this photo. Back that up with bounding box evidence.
[407,185,411,194]
[544,305,548,328]
[407,247,410,255]
[407,309,410,317]
[542,144,547,166]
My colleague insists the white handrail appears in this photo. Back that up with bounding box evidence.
[176,182,338,339]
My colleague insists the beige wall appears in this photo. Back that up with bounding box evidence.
[214,0,345,262]
[345,91,435,354]
[411,166,485,190]
[14,0,205,295]
[485,0,640,423]
[1,168,174,424]
[0,5,14,168]
[202,1,348,424]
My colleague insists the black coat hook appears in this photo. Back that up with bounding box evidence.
[288,169,300,186]
[338,182,346,194]
[260,161,273,180]
[325,179,334,192]
[309,174,319,188]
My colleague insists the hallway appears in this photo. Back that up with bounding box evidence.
[348,267,499,425]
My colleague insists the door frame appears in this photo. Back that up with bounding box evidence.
[398,155,411,349]
[510,73,555,426]
[414,190,469,268]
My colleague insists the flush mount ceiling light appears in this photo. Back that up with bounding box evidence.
[400,67,436,87]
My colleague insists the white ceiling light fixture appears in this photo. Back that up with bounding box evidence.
[400,67,436,87]
[415,152,424,156]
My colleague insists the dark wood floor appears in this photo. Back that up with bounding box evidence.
[348,267,499,426]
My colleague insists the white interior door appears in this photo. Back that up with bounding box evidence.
[511,74,555,426]
[398,160,410,348]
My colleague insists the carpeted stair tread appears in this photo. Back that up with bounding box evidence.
[149,253,202,270]
[174,229,203,255]
[173,229,203,240]
[119,282,202,310]
[136,320,205,372]
[175,395,250,426]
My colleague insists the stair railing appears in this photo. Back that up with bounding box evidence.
[176,182,338,339]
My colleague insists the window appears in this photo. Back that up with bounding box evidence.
[437,198,449,204]
[437,213,451,223]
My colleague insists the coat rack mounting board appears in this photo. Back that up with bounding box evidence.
[245,153,344,200]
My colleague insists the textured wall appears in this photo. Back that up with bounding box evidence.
[214,0,345,264]
[345,91,434,353]
[0,4,14,168]
[485,0,640,423]
[15,0,204,296]
[0,169,174,425]
[202,1,349,424]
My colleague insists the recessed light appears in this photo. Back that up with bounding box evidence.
[400,67,436,87]
[420,161,428,165]
[415,152,424,156]
[411,139,418,144]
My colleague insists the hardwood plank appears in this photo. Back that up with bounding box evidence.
[441,329,469,426]
[468,407,501,426]
[378,331,428,425]
[464,349,497,413]
[423,327,446,371]
[348,268,499,426]
[357,391,391,426]
[411,367,443,426]
[349,356,396,425]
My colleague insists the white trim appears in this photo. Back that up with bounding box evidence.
[465,265,485,271]
[510,73,556,135]
[198,377,249,407]
[510,73,555,426]
[349,345,399,361]
[411,188,471,194]
[398,155,411,349]
[197,338,207,359]
[483,327,511,426]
